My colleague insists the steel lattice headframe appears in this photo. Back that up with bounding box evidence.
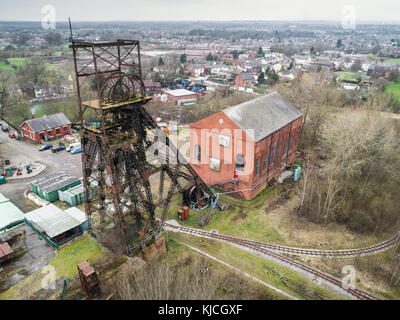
[70,39,223,255]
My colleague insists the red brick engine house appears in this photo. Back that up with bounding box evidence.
[189,92,303,200]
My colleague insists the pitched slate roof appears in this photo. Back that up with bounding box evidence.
[238,73,254,80]
[20,113,71,132]
[222,92,302,142]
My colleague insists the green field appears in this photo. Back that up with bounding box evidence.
[385,80,400,101]
[335,71,360,82]
[384,58,400,65]
[0,58,26,73]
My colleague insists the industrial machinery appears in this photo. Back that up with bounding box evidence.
[70,38,223,255]
[77,261,101,298]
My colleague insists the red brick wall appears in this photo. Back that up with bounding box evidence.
[235,75,244,87]
[21,123,71,143]
[190,112,303,200]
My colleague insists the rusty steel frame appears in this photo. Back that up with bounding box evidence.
[70,39,222,255]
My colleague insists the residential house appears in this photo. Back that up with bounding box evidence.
[186,64,205,77]
[234,73,256,87]
[143,80,162,95]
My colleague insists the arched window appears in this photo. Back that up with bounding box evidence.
[194,144,201,162]
[235,154,245,172]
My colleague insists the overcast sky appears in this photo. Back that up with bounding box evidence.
[0,0,399,22]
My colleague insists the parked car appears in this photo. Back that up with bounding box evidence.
[66,142,81,152]
[1,126,9,132]
[8,133,15,138]
[51,145,66,153]
[70,147,82,154]
[39,144,52,151]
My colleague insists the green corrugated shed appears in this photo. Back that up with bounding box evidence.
[58,181,99,206]
[31,172,81,202]
[0,192,25,233]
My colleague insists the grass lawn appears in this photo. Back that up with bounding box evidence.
[171,232,344,300]
[163,184,286,244]
[0,58,26,73]
[0,61,16,73]
[385,81,400,102]
[335,71,360,82]
[8,58,25,67]
[384,58,400,64]
[0,236,107,300]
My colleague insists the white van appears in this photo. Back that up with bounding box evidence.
[67,142,81,152]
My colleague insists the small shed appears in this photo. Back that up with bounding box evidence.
[31,172,81,202]
[24,204,87,249]
[58,180,98,206]
[64,207,91,232]
[0,192,25,233]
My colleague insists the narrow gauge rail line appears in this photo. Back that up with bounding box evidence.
[164,223,399,258]
[165,222,385,300]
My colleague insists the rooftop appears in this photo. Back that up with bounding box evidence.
[24,204,84,238]
[21,113,71,132]
[0,193,24,232]
[222,92,303,142]
[32,172,80,193]
[163,88,196,97]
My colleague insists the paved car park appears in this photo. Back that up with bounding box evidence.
[0,129,83,212]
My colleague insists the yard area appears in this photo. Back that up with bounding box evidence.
[335,71,361,82]
[0,235,108,300]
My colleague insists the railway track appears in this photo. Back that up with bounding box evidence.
[164,222,393,300]
[164,223,400,258]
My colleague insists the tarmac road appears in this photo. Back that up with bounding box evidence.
[0,129,83,212]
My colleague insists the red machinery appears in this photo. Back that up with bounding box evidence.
[0,242,14,264]
[77,261,101,298]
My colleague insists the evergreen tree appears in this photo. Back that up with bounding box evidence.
[258,71,265,84]
[158,57,164,66]
[336,39,342,48]
[232,50,238,59]
[257,47,265,58]
[180,53,187,63]
[206,52,213,61]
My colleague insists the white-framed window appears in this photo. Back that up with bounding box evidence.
[209,157,221,171]
[218,135,230,147]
